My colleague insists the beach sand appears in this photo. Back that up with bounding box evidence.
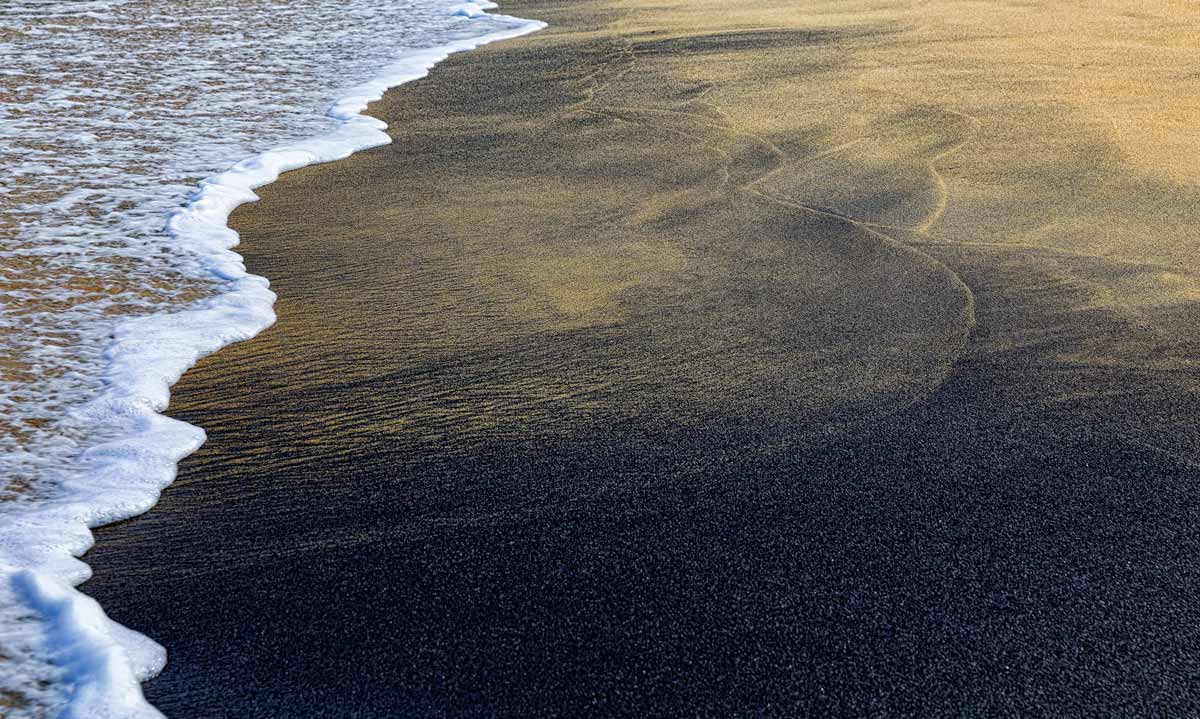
[82,0,1200,715]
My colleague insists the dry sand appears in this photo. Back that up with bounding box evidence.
[81,0,1200,716]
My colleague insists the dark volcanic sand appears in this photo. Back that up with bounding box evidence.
[82,0,1200,716]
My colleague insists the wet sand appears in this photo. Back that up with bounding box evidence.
[83,0,1200,716]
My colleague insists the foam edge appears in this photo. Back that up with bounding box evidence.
[3,4,546,717]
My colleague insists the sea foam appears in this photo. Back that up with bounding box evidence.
[0,1,544,715]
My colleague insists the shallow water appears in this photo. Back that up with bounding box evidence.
[0,1,537,714]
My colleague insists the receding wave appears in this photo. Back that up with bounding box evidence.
[0,1,543,716]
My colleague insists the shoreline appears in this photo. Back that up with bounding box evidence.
[79,0,1200,715]
[3,4,545,716]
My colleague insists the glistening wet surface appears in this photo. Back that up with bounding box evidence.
[0,0,527,713]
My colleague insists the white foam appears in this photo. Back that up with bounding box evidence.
[0,1,544,715]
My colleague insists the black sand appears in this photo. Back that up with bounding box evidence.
[83,1,1200,716]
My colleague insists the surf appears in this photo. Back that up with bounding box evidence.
[0,2,544,715]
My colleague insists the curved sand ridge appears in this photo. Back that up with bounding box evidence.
[549,28,979,432]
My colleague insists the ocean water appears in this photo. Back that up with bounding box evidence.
[0,1,542,716]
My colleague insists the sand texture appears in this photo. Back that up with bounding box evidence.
[82,1,1200,716]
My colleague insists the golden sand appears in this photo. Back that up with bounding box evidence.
[206,0,1200,526]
